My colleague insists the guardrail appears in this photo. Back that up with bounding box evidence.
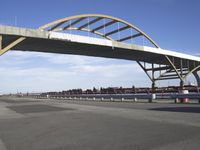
[33,93,200,103]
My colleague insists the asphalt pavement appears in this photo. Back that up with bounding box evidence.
[0,97,199,150]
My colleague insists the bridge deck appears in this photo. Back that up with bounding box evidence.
[0,25,200,68]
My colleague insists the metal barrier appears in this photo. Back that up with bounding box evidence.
[34,93,200,103]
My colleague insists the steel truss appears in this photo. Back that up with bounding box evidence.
[137,56,200,89]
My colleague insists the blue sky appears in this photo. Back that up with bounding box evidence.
[0,0,200,93]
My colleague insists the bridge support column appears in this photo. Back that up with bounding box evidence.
[137,61,157,103]
[180,80,184,89]
[193,71,200,103]
[193,71,200,87]
[150,63,156,103]
[149,81,156,103]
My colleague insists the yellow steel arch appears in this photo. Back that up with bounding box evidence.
[39,14,160,48]
[52,27,113,41]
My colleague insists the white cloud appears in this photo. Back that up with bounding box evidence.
[71,63,142,77]
[1,51,108,66]
[0,59,142,79]
[0,51,149,93]
[2,50,195,94]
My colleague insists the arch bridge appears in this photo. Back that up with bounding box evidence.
[0,14,200,91]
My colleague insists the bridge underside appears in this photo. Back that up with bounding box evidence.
[1,35,171,64]
[0,25,200,89]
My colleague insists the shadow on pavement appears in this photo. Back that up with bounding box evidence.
[150,107,200,113]
[7,104,74,114]
[0,99,37,103]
